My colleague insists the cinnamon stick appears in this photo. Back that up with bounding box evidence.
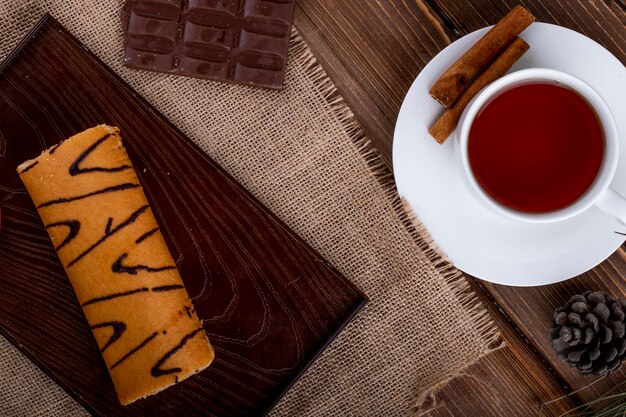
[429,37,529,144]
[429,5,535,108]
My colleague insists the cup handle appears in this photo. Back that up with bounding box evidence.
[596,188,626,225]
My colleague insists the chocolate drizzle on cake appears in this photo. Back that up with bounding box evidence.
[82,287,150,307]
[66,204,149,268]
[152,284,185,292]
[45,220,80,250]
[91,321,127,353]
[81,284,184,307]
[37,183,140,209]
[111,331,159,370]
[48,143,60,154]
[105,217,114,234]
[135,227,159,244]
[112,252,176,275]
[69,133,132,176]
[151,328,204,377]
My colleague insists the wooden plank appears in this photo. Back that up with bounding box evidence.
[428,275,579,417]
[294,0,452,165]
[429,349,575,417]
[476,247,626,406]
[430,249,626,415]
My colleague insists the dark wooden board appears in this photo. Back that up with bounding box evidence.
[0,15,366,417]
[292,0,626,415]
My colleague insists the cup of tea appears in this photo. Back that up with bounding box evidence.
[455,68,625,224]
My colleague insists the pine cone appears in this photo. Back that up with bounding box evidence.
[549,291,626,376]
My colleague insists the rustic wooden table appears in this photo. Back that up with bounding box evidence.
[294,1,626,415]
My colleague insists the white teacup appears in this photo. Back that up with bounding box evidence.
[455,68,625,224]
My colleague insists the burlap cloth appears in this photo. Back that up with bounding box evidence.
[0,1,501,415]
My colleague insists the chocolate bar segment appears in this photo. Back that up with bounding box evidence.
[122,0,295,90]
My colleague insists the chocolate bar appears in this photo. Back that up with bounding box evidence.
[121,0,295,90]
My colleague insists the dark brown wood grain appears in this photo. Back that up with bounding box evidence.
[292,0,626,415]
[294,0,452,165]
[0,15,366,416]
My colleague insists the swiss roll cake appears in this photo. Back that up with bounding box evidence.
[16,125,214,405]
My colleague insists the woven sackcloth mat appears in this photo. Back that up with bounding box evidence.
[0,1,501,415]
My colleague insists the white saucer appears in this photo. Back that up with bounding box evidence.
[393,23,626,286]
